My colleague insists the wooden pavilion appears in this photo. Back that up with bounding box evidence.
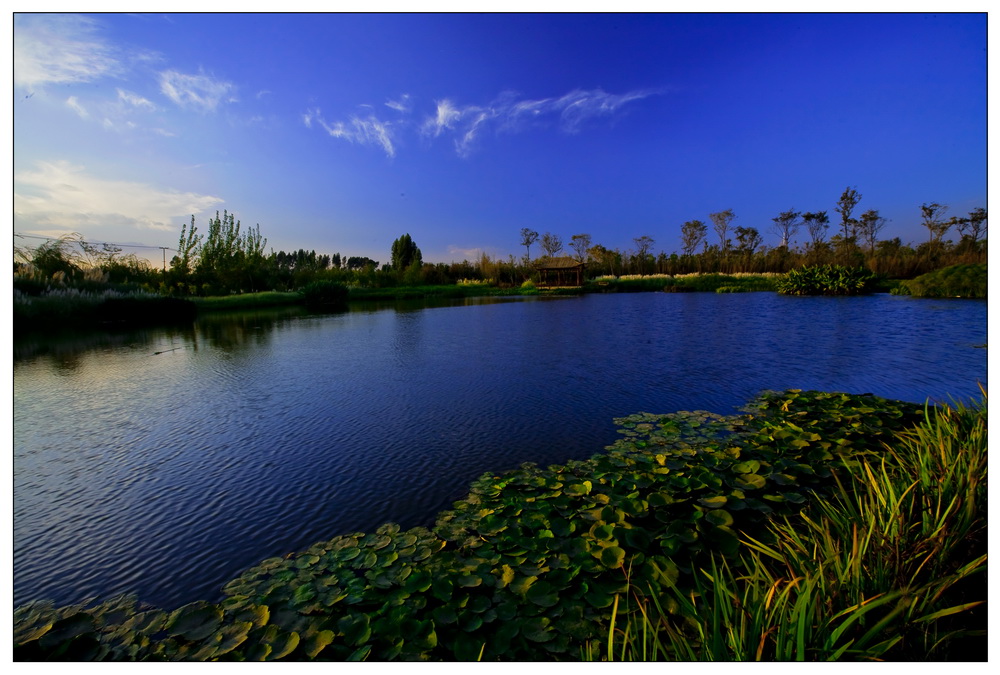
[535,257,586,287]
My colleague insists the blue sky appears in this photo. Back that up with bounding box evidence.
[12,11,987,266]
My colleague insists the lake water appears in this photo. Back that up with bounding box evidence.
[13,292,987,610]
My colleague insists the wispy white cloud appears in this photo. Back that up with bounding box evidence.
[305,107,397,158]
[117,88,156,110]
[65,96,89,119]
[14,14,122,90]
[14,160,223,233]
[385,94,412,114]
[307,87,655,159]
[159,69,237,112]
[423,87,657,156]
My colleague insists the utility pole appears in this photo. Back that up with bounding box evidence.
[160,247,168,271]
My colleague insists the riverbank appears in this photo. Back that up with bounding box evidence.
[14,388,986,661]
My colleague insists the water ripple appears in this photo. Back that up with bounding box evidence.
[14,294,986,609]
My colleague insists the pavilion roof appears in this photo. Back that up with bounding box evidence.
[534,256,586,270]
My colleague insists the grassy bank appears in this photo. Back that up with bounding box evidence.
[892,263,987,299]
[13,388,986,661]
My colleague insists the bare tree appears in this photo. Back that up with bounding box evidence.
[680,220,707,256]
[569,233,592,262]
[920,202,951,243]
[633,235,655,274]
[709,209,735,251]
[956,207,987,242]
[770,209,801,249]
[520,228,539,261]
[539,232,563,257]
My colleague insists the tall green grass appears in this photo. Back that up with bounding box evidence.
[595,393,987,661]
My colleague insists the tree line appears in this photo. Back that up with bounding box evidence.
[13,189,987,297]
[514,188,985,280]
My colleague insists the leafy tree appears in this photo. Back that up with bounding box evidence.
[569,233,592,262]
[770,209,801,249]
[856,209,888,254]
[835,187,862,241]
[957,207,987,243]
[539,232,563,257]
[520,228,539,261]
[920,203,951,244]
[171,215,202,276]
[803,210,830,245]
[680,220,707,256]
[734,226,763,269]
[587,244,620,276]
[709,209,736,252]
[346,256,379,270]
[390,233,422,271]
[632,235,655,274]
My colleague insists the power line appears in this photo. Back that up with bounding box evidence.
[14,232,178,252]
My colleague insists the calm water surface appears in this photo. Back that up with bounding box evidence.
[13,292,986,609]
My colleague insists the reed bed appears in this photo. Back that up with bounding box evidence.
[593,393,987,661]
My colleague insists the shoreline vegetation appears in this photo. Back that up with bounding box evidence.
[13,264,987,335]
[13,388,987,661]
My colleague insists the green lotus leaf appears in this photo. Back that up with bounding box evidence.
[600,546,627,569]
[211,621,253,657]
[346,644,371,661]
[647,491,676,507]
[459,613,483,632]
[565,481,592,496]
[14,618,53,645]
[521,616,554,642]
[705,524,740,557]
[623,527,652,550]
[338,547,361,562]
[411,546,433,562]
[353,551,378,569]
[295,554,320,569]
[228,603,269,627]
[704,508,734,527]
[499,564,516,587]
[292,584,317,606]
[457,574,482,588]
[165,602,224,642]
[272,569,297,582]
[698,495,729,509]
[510,574,538,596]
[377,523,401,535]
[431,576,453,601]
[35,612,96,650]
[589,523,615,541]
[526,581,560,608]
[732,460,761,474]
[735,473,767,490]
[301,629,335,659]
[433,604,458,625]
[372,535,392,550]
[338,614,371,647]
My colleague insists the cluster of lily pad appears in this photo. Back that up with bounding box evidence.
[14,389,926,661]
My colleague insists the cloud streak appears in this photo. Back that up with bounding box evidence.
[14,14,123,90]
[306,86,655,158]
[159,69,237,112]
[14,160,223,233]
[305,107,397,158]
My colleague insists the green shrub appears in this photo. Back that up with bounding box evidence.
[896,264,987,299]
[776,265,879,296]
